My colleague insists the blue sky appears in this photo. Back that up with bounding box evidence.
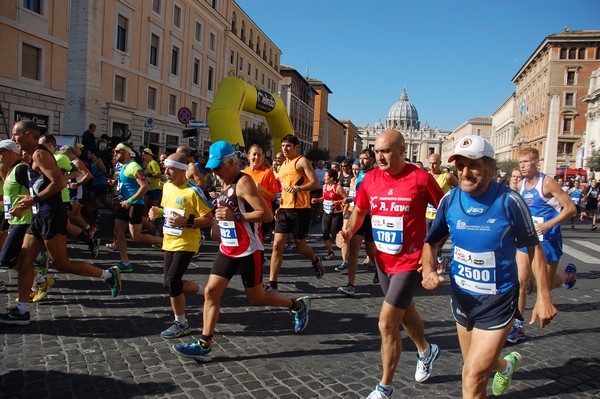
[235,0,599,131]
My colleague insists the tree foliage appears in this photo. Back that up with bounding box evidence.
[586,149,600,172]
[497,160,519,175]
[242,125,272,155]
[304,147,331,162]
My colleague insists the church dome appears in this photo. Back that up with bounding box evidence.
[386,88,420,131]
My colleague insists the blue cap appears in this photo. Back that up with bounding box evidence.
[206,141,235,169]
[353,159,360,166]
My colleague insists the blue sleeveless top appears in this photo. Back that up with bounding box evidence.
[519,173,561,241]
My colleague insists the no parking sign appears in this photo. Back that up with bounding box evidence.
[177,107,192,125]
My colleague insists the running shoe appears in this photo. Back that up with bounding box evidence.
[323,252,335,260]
[34,250,49,275]
[284,242,296,251]
[173,339,212,361]
[0,280,5,293]
[366,384,393,399]
[564,263,577,289]
[117,262,133,273]
[312,254,325,279]
[105,240,119,251]
[87,225,98,239]
[415,343,440,382]
[32,276,55,303]
[292,296,310,333]
[335,261,348,272]
[161,320,193,339]
[90,238,101,259]
[337,283,356,297]
[492,352,521,396]
[0,307,31,325]
[151,243,162,250]
[506,323,526,344]
[106,266,122,297]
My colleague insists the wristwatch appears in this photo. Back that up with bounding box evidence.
[234,213,242,222]
[293,185,300,193]
[185,214,196,228]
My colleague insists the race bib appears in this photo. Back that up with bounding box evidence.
[426,203,437,214]
[453,246,497,295]
[163,207,184,236]
[3,195,10,219]
[371,215,403,255]
[29,188,38,214]
[532,216,544,242]
[323,200,334,214]
[219,220,239,246]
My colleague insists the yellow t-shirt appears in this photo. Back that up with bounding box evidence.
[146,159,162,190]
[279,156,311,209]
[426,172,451,220]
[161,181,213,252]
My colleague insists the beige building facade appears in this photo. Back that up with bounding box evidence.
[583,66,600,171]
[279,66,315,154]
[1,0,282,155]
[340,119,359,159]
[326,112,345,158]
[306,77,332,150]
[512,29,600,175]
[490,94,516,162]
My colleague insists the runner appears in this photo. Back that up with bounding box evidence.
[336,130,444,398]
[0,121,121,325]
[173,141,310,361]
[422,135,557,397]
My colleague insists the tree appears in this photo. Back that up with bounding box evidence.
[242,125,271,155]
[304,147,331,162]
[586,149,600,172]
[497,160,519,175]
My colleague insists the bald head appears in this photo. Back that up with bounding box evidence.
[378,129,406,150]
[375,129,407,174]
[428,153,443,173]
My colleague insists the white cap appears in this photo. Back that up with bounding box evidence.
[448,135,495,163]
[0,139,20,154]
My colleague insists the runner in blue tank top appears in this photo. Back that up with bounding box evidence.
[509,147,577,344]
[422,136,557,398]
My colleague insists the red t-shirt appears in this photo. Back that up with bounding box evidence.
[355,164,444,273]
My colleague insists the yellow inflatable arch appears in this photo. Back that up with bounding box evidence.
[207,76,294,154]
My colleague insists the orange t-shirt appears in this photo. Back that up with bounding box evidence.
[242,165,280,212]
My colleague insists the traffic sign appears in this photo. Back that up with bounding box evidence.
[144,117,154,130]
[177,107,192,125]
[188,120,208,129]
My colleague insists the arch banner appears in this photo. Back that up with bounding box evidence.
[207,76,294,155]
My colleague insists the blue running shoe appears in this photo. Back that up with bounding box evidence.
[161,320,192,339]
[366,384,393,399]
[173,340,212,361]
[506,323,526,344]
[564,263,576,289]
[106,266,122,297]
[117,262,133,273]
[292,296,310,333]
[0,307,31,325]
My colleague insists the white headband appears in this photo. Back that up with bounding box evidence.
[164,159,188,170]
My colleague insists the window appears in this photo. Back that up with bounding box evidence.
[566,70,576,85]
[261,73,265,85]
[239,56,243,71]
[476,128,482,136]
[209,32,216,51]
[114,75,126,102]
[23,0,41,14]
[149,34,159,66]
[255,68,258,81]
[230,50,234,64]
[169,94,177,115]
[147,87,157,110]
[578,48,585,59]
[152,0,161,15]
[597,47,600,60]
[557,142,574,154]
[563,118,572,134]
[171,46,179,75]
[21,43,41,80]
[192,58,200,85]
[191,102,198,119]
[211,0,217,9]
[568,48,576,59]
[560,48,567,59]
[173,5,181,28]
[116,15,128,52]
[247,62,251,76]
[207,66,214,91]
[565,93,574,107]
[195,22,202,42]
